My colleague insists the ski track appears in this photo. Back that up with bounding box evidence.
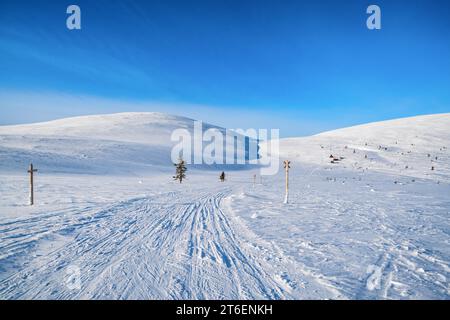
[227,179,450,300]
[0,187,311,300]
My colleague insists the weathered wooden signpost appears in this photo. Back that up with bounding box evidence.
[283,160,291,204]
[28,163,38,206]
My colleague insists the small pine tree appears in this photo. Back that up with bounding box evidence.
[173,157,187,183]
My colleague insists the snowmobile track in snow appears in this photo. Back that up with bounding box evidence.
[0,187,309,299]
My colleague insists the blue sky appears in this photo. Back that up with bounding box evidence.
[0,0,449,136]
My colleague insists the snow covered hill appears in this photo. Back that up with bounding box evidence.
[0,112,449,300]
[0,112,252,175]
[277,113,450,182]
[2,112,448,178]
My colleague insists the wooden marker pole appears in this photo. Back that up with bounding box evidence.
[283,160,291,204]
[28,163,38,206]
[253,174,256,188]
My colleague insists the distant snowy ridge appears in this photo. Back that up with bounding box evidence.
[277,113,450,181]
[0,112,251,175]
[0,112,203,145]
[0,112,449,179]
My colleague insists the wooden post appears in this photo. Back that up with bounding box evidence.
[28,163,38,206]
[253,174,256,188]
[283,160,291,204]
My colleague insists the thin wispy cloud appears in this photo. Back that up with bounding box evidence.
[0,0,449,135]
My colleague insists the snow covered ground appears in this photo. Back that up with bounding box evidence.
[0,113,449,299]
